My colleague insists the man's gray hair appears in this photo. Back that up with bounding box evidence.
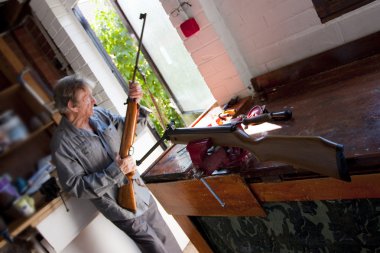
[53,74,94,114]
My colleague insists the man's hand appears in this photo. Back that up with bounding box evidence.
[129,82,143,103]
[116,154,136,175]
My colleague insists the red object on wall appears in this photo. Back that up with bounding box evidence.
[180,17,200,37]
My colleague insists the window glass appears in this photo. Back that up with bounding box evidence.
[76,0,186,135]
[116,0,215,113]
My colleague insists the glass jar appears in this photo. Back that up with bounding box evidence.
[0,110,28,143]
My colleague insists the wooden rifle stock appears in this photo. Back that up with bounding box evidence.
[137,111,350,182]
[117,99,139,212]
[117,13,147,212]
[167,126,351,181]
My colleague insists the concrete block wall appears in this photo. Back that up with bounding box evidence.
[160,0,253,105]
[29,0,127,115]
[211,0,380,74]
[159,0,380,104]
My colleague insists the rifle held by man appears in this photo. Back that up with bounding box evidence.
[117,13,147,212]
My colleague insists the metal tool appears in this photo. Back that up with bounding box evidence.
[194,170,225,207]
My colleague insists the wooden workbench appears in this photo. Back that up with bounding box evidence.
[142,33,380,253]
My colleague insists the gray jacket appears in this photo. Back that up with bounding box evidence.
[51,107,151,221]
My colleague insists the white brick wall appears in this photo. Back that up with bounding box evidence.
[161,0,253,104]
[210,0,380,74]
[262,0,314,27]
[338,2,380,42]
[158,0,380,103]
[30,0,127,115]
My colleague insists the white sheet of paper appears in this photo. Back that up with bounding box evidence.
[243,122,282,135]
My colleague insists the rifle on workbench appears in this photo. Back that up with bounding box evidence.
[137,110,350,182]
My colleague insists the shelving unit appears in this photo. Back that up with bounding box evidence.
[0,82,55,179]
[0,16,67,248]
[0,83,59,249]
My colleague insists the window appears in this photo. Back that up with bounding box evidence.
[114,0,215,113]
[312,0,376,23]
[75,0,215,136]
[75,0,183,135]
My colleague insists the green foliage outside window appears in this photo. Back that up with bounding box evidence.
[90,4,185,136]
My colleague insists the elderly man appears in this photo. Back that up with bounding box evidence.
[50,75,181,253]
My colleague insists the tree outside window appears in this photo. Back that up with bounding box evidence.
[76,0,185,136]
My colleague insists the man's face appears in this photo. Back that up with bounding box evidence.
[72,86,96,118]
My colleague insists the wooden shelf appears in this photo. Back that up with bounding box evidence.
[0,121,54,159]
[0,193,68,248]
[0,83,19,98]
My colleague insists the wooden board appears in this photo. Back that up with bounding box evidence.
[148,174,265,216]
[250,173,380,202]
